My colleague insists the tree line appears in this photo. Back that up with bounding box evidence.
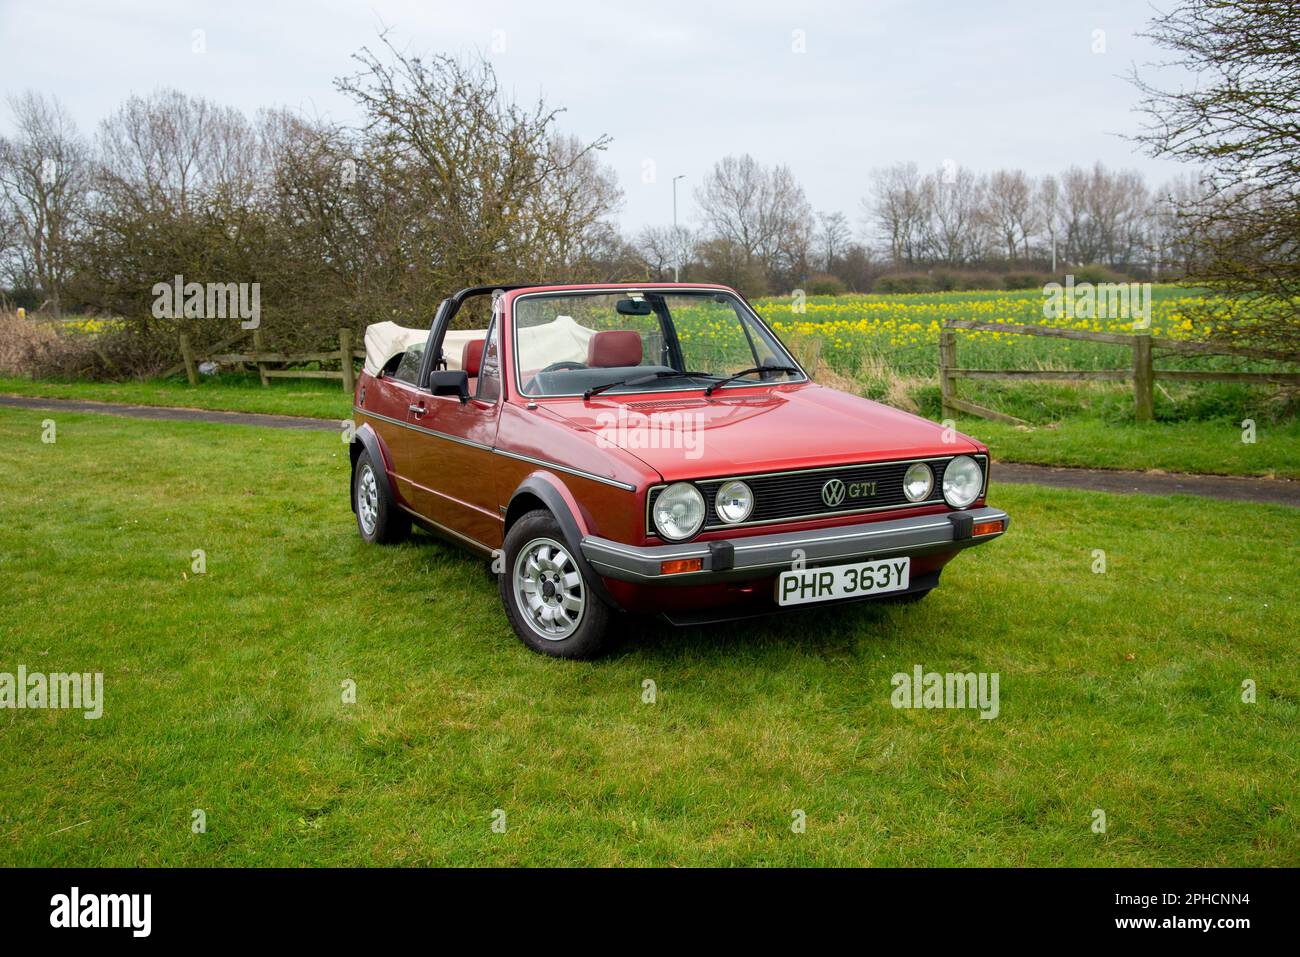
[1,0,1296,365]
[0,37,625,365]
[638,157,1203,296]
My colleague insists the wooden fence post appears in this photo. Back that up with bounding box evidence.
[179,333,198,387]
[939,328,957,420]
[1133,333,1153,422]
[339,328,355,395]
[252,328,269,387]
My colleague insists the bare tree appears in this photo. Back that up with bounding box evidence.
[1035,174,1063,271]
[0,92,89,314]
[334,36,618,302]
[636,224,695,280]
[523,133,623,279]
[864,162,926,265]
[815,210,851,272]
[1148,173,1205,278]
[986,169,1036,262]
[1132,0,1300,351]
[694,154,812,287]
[78,90,269,329]
[923,165,989,266]
[1055,163,1148,267]
[95,89,262,216]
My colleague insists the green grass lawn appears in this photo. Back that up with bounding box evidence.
[0,373,349,420]
[0,407,1295,866]
[964,418,1300,479]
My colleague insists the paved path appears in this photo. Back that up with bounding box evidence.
[3,393,1296,507]
[993,461,1299,508]
[0,393,339,431]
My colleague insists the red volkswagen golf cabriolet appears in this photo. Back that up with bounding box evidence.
[349,283,1008,658]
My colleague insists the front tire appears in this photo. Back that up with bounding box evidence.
[499,510,611,659]
[352,450,410,544]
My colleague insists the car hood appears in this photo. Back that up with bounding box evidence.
[538,382,982,482]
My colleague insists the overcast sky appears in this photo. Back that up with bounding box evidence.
[1,0,1189,235]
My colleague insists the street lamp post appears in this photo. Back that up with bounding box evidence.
[672,174,686,282]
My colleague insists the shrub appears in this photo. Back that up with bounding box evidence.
[873,273,933,294]
[0,311,59,376]
[1070,263,1127,285]
[1004,272,1051,290]
[0,314,181,381]
[962,271,1004,291]
[928,271,1006,292]
[804,273,847,296]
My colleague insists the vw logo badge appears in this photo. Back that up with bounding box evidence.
[821,478,847,507]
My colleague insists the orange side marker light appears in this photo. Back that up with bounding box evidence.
[661,558,704,575]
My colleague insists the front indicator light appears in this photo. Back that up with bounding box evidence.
[972,519,1004,536]
[661,558,704,575]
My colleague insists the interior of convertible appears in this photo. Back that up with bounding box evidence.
[514,290,800,397]
[364,289,802,398]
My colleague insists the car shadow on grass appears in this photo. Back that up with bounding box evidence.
[417,529,914,663]
[606,599,903,662]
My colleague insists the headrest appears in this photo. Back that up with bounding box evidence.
[587,330,642,368]
[462,339,484,377]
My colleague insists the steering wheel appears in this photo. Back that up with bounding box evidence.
[539,361,587,374]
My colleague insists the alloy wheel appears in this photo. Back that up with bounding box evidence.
[512,537,585,640]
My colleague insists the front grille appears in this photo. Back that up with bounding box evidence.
[647,456,980,536]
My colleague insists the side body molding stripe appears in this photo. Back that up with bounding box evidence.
[354,407,637,492]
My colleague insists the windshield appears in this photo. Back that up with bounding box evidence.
[513,290,803,397]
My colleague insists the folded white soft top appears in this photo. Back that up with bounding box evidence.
[363,314,598,379]
[362,321,428,378]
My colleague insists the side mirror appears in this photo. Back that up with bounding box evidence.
[429,369,469,403]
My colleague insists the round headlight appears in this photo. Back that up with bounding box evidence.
[653,482,705,540]
[903,462,934,502]
[942,455,983,509]
[714,480,754,524]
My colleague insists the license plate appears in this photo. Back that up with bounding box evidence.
[776,557,910,606]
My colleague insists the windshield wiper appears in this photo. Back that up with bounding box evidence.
[703,365,800,396]
[583,370,713,401]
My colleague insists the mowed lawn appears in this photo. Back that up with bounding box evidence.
[0,407,1296,866]
[0,373,349,421]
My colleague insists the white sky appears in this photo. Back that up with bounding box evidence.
[0,0,1190,236]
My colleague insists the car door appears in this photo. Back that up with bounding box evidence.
[357,324,437,511]
[402,312,505,548]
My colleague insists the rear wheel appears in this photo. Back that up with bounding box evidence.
[352,450,410,544]
[499,510,611,658]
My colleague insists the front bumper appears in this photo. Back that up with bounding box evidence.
[581,506,1009,585]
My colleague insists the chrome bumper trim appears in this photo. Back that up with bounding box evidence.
[581,507,1009,584]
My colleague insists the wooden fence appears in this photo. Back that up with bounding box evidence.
[175,328,362,393]
[938,321,1300,425]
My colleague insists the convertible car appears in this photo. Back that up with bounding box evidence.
[349,283,1008,658]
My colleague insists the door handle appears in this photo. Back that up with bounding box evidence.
[408,404,426,417]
